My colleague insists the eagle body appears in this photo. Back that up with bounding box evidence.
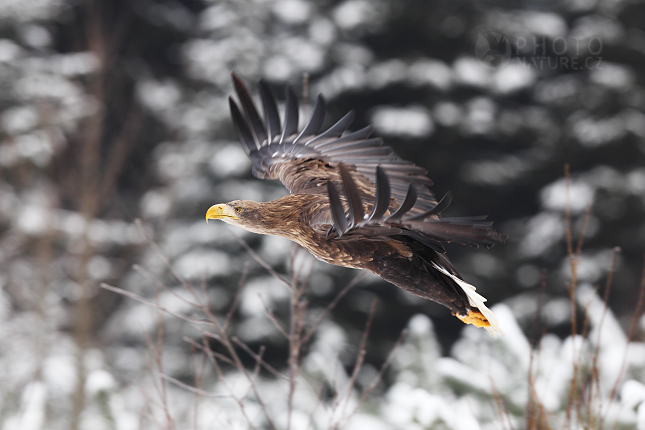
[214,194,472,316]
[207,74,507,336]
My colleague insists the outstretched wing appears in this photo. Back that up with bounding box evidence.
[325,164,505,251]
[229,73,437,217]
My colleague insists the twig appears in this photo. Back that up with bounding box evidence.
[231,337,289,381]
[132,264,203,310]
[303,273,365,343]
[586,248,620,428]
[527,270,547,430]
[598,255,645,430]
[563,164,582,429]
[100,283,210,325]
[141,297,175,430]
[223,263,249,333]
[237,346,266,401]
[286,275,307,430]
[160,374,226,398]
[333,299,378,429]
[191,342,206,430]
[490,376,514,430]
[259,296,290,339]
[199,334,260,430]
[134,220,205,296]
[231,231,292,291]
[358,328,407,405]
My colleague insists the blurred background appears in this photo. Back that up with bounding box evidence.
[1,0,644,428]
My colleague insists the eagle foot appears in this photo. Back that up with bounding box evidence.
[455,308,492,328]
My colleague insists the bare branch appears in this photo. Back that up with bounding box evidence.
[231,337,289,381]
[100,283,210,325]
[303,273,365,343]
[334,299,378,428]
[223,263,250,333]
[231,230,292,291]
[160,374,226,398]
[259,296,289,339]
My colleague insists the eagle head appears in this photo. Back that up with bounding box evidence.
[205,200,283,236]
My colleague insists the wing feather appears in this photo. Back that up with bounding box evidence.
[229,73,437,216]
[369,166,391,221]
[315,160,505,250]
[407,191,453,220]
[229,97,260,157]
[280,86,299,144]
[312,125,374,148]
[327,180,349,236]
[339,163,365,228]
[293,94,326,145]
[258,79,281,141]
[232,74,267,145]
[387,184,418,221]
[307,110,356,145]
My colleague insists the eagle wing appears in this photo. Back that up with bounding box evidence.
[229,73,505,249]
[325,163,503,250]
[228,73,437,218]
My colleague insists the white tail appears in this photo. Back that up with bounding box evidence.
[432,262,503,338]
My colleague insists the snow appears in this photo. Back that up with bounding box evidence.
[541,298,571,326]
[591,62,635,89]
[367,60,407,89]
[408,59,453,91]
[273,0,311,24]
[87,255,112,280]
[174,248,232,280]
[140,189,172,219]
[571,14,624,44]
[16,203,48,234]
[309,18,336,46]
[486,10,567,37]
[453,57,491,88]
[519,212,565,257]
[333,1,376,29]
[85,370,116,395]
[42,355,77,394]
[572,115,628,147]
[20,24,50,47]
[138,79,181,112]
[14,132,54,166]
[1,105,38,133]
[493,63,535,93]
[371,106,434,137]
[239,276,289,317]
[209,144,252,178]
[199,4,237,31]
[465,98,497,135]
[559,250,618,283]
[433,101,462,127]
[0,39,22,62]
[626,168,645,194]
[4,382,47,430]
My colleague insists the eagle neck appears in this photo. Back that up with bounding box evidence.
[255,194,309,239]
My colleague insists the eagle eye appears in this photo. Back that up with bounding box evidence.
[234,206,242,214]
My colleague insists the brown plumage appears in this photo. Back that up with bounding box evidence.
[206,73,507,336]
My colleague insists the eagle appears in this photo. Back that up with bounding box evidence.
[206,73,507,336]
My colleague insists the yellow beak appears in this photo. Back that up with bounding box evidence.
[205,204,238,222]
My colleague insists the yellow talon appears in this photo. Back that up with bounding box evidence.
[456,309,491,328]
